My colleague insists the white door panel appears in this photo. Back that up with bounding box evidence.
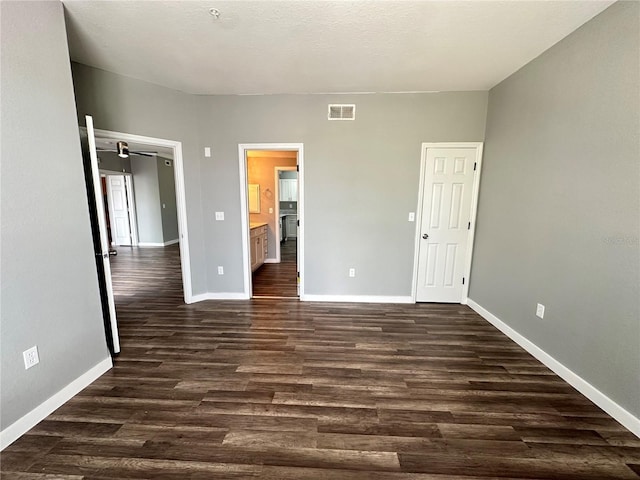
[107,175,132,246]
[416,148,476,303]
[85,116,120,353]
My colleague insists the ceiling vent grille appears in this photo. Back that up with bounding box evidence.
[328,104,356,121]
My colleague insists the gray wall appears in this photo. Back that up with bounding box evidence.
[129,156,178,245]
[98,151,131,173]
[157,158,179,242]
[130,157,163,244]
[0,1,110,430]
[469,1,640,417]
[198,93,488,295]
[71,62,207,294]
[71,63,487,296]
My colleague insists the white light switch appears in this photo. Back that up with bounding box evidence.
[536,303,545,319]
[215,211,224,221]
[204,147,211,157]
[408,212,415,222]
[269,207,273,214]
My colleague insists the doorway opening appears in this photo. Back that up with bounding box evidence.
[81,116,193,356]
[238,144,304,299]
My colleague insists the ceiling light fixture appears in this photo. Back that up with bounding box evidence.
[209,8,220,19]
[116,141,129,158]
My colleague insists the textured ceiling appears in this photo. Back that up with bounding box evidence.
[62,0,614,95]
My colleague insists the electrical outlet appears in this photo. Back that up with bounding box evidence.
[215,212,224,221]
[349,268,356,278]
[536,303,545,319]
[23,346,39,370]
[217,266,224,275]
[408,212,415,222]
[269,207,273,214]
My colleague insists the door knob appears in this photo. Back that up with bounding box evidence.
[422,233,429,239]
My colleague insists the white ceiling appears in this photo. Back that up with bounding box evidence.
[62,0,614,95]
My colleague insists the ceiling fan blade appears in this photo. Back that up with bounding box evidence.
[130,151,156,157]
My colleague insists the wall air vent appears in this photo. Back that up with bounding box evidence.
[328,104,356,120]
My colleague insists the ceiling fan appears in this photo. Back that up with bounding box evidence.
[96,141,156,158]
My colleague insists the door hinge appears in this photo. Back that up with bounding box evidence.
[296,165,299,172]
[468,222,471,230]
[474,162,477,171]
[297,271,300,277]
[462,277,465,285]
[297,220,300,226]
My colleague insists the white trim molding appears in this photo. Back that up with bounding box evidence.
[137,239,179,247]
[189,292,251,303]
[0,357,113,450]
[301,295,414,304]
[467,299,640,438]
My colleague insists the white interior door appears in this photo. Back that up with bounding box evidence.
[416,147,478,303]
[106,175,132,246]
[85,116,120,353]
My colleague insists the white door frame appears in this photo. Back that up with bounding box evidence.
[102,172,139,247]
[411,142,484,304]
[87,127,194,304]
[238,143,304,298]
[124,175,139,247]
[273,166,298,263]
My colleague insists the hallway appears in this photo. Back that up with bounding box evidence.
[252,238,297,298]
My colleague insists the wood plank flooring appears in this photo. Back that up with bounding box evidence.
[2,245,639,479]
[252,238,297,298]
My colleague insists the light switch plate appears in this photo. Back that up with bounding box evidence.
[536,303,545,319]
[408,212,415,222]
[215,212,224,221]
[204,147,211,157]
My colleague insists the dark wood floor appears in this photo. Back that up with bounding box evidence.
[252,238,297,298]
[2,245,639,479]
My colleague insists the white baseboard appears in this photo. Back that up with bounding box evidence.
[264,258,279,264]
[138,239,179,247]
[301,294,414,304]
[0,357,113,450]
[467,299,640,438]
[190,292,250,302]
